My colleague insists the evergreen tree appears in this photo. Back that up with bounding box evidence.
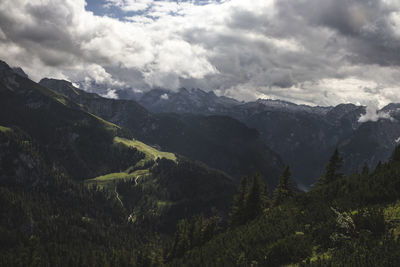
[261,183,270,209]
[273,165,294,206]
[390,145,400,163]
[319,148,343,185]
[229,176,248,226]
[245,174,266,221]
[167,215,220,260]
[168,219,190,259]
[361,162,369,176]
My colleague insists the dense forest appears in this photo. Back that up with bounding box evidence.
[2,123,400,266]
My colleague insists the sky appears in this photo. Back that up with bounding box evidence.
[1,0,400,108]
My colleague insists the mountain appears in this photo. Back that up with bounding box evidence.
[12,67,29,78]
[0,59,237,234]
[40,78,284,187]
[0,61,140,180]
[73,79,145,100]
[242,103,366,187]
[338,105,400,174]
[229,98,333,120]
[137,88,400,187]
[138,87,241,114]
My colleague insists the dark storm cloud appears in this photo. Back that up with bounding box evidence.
[0,0,400,106]
[276,0,400,66]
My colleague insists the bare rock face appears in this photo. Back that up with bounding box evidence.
[0,61,19,91]
[12,67,28,79]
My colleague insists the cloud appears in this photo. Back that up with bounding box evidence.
[358,100,393,123]
[104,0,152,12]
[160,93,169,100]
[0,0,400,107]
[101,88,119,99]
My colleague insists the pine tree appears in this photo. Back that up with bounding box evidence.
[361,162,369,176]
[319,148,343,185]
[261,183,270,209]
[390,144,400,163]
[245,174,265,221]
[273,165,294,206]
[168,219,190,259]
[229,176,248,227]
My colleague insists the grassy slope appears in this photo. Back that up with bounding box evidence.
[85,137,176,189]
[114,137,176,163]
[0,125,12,133]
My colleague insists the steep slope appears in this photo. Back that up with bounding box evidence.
[168,146,400,266]
[243,103,366,187]
[0,126,142,266]
[244,110,337,187]
[0,61,144,180]
[152,113,283,186]
[0,59,237,236]
[40,79,284,186]
[339,105,400,174]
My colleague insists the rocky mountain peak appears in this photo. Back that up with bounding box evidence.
[12,67,28,78]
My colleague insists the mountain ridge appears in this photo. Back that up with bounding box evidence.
[39,77,284,187]
[34,69,400,187]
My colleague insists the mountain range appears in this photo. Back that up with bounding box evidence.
[39,78,284,188]
[135,87,400,188]
[6,62,400,189]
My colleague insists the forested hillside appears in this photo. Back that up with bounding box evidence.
[0,60,237,265]
[168,148,400,266]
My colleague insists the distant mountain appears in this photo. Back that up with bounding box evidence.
[40,78,284,187]
[73,79,145,100]
[137,88,400,188]
[338,105,400,174]
[138,87,241,114]
[230,99,332,120]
